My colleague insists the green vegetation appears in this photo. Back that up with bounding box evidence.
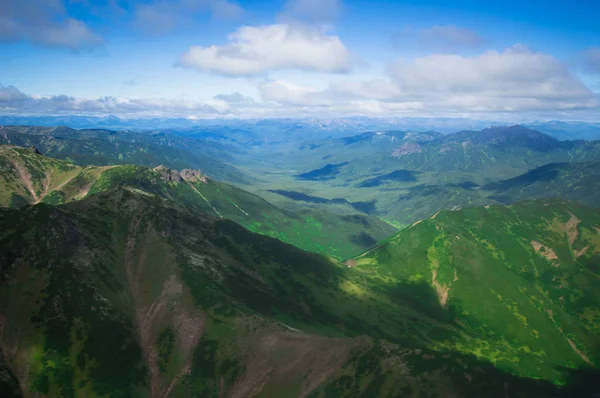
[2,125,600,396]
[0,145,394,259]
[0,125,251,184]
[230,126,600,224]
[0,191,599,396]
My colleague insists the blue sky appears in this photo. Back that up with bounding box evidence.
[1,0,599,119]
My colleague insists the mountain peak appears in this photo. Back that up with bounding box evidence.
[152,165,207,184]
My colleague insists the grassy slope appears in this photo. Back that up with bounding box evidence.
[351,199,600,384]
[0,145,394,259]
[0,192,599,397]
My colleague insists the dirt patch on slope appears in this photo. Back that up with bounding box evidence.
[531,240,559,266]
[568,339,593,365]
[431,269,450,308]
[9,160,38,202]
[565,212,581,246]
[574,245,590,258]
[345,259,357,267]
[228,319,370,398]
[123,214,205,398]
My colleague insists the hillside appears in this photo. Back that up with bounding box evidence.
[350,199,600,385]
[0,125,251,184]
[0,192,599,396]
[380,160,600,223]
[243,126,600,224]
[0,145,394,259]
[482,161,600,207]
[4,125,600,227]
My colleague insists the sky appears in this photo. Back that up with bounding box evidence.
[1,0,600,120]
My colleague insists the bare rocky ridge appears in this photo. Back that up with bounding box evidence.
[392,142,422,157]
[153,166,208,184]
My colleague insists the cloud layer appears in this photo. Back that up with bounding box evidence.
[258,45,598,113]
[178,24,354,76]
[0,85,230,117]
[4,42,599,121]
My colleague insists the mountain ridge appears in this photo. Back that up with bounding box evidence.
[1,190,599,396]
[0,144,394,259]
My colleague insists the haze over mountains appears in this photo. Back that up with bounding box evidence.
[1,119,600,397]
[2,116,600,140]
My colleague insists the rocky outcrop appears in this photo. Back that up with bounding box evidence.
[154,166,183,183]
[392,142,422,157]
[153,166,207,184]
[181,168,208,183]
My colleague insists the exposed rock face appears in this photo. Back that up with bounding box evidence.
[153,166,207,184]
[181,168,208,183]
[392,142,422,157]
[153,166,183,183]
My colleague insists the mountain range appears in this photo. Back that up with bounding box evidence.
[1,188,599,397]
[1,122,600,397]
[1,116,599,140]
[0,145,393,260]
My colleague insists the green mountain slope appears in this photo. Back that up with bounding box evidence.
[483,161,600,207]
[0,125,251,184]
[350,199,600,383]
[0,192,599,397]
[0,145,394,259]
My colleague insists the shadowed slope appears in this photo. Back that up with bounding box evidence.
[0,192,599,396]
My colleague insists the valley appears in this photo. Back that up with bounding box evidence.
[1,122,600,397]
[3,1,600,396]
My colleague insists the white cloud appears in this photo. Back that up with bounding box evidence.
[255,45,599,113]
[394,25,487,52]
[0,0,102,50]
[178,24,355,76]
[0,85,29,102]
[42,18,103,49]
[259,80,330,106]
[213,92,256,103]
[0,85,231,117]
[2,44,598,119]
[388,45,592,103]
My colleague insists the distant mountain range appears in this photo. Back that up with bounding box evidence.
[242,125,600,224]
[2,115,599,139]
